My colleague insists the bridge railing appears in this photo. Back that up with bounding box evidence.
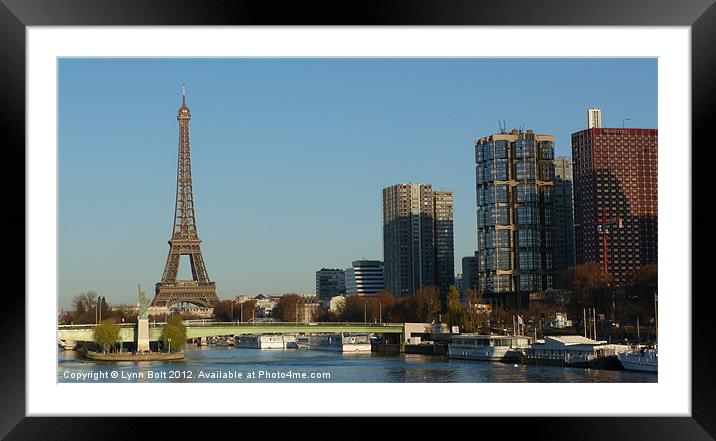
[182,321,403,327]
[58,323,138,328]
[58,321,403,329]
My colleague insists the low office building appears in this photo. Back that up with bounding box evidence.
[315,268,346,301]
[345,260,385,296]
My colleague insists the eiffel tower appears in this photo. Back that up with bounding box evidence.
[152,86,219,308]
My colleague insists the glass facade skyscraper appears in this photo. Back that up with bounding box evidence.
[475,129,556,296]
[553,156,576,281]
[433,191,455,301]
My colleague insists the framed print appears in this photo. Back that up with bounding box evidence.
[2,0,714,439]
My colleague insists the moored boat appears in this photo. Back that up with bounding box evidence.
[521,335,630,370]
[308,333,371,352]
[83,349,184,361]
[235,335,296,349]
[617,346,658,373]
[448,334,531,362]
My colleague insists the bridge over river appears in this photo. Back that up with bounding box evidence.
[58,322,405,344]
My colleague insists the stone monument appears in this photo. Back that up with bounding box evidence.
[137,286,150,352]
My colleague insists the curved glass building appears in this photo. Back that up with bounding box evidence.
[475,129,556,296]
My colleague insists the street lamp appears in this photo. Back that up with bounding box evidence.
[364,299,368,323]
[240,302,243,323]
[378,298,382,324]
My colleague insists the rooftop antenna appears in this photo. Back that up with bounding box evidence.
[622,117,631,129]
[498,120,507,134]
[519,123,526,133]
[182,84,186,105]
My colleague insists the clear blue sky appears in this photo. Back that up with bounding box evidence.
[58,58,657,309]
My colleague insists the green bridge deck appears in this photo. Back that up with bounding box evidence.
[58,322,405,343]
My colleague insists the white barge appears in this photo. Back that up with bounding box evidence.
[448,334,531,362]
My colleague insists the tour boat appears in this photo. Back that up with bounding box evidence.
[308,333,372,353]
[617,346,658,373]
[448,334,531,362]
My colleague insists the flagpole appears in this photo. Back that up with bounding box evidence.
[583,308,587,337]
[593,308,597,340]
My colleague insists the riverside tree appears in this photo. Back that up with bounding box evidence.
[162,314,187,352]
[444,285,467,331]
[93,318,120,353]
[274,294,302,322]
[212,300,234,321]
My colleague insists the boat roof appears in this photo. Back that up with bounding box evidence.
[544,335,607,346]
[453,334,529,340]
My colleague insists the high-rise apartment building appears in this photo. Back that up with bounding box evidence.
[553,157,576,280]
[315,268,346,301]
[461,255,478,297]
[571,125,658,286]
[433,191,455,299]
[382,183,454,304]
[345,260,385,296]
[475,129,556,297]
[587,108,603,129]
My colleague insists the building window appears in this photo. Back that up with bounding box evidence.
[515,140,535,158]
[495,140,508,159]
[516,162,535,180]
[539,141,555,159]
[516,183,537,202]
[517,205,537,225]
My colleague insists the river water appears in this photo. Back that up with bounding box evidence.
[58,345,656,383]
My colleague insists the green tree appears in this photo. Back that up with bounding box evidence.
[93,318,120,353]
[444,285,467,331]
[162,314,187,352]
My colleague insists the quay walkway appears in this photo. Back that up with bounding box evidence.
[58,321,405,344]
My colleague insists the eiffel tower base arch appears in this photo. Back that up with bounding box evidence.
[153,281,218,308]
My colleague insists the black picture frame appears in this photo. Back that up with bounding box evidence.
[2,0,713,439]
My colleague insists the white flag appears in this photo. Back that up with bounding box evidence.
[518,315,524,325]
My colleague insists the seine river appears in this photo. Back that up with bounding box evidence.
[58,345,656,383]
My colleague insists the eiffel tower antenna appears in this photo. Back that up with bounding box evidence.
[152,87,219,308]
[182,84,186,105]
